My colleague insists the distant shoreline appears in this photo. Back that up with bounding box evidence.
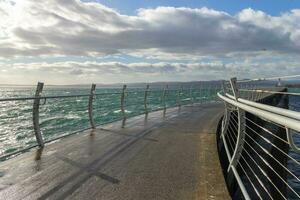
[0,80,224,88]
[286,84,300,88]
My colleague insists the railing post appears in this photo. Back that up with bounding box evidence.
[286,128,300,153]
[88,84,96,129]
[162,84,168,110]
[144,84,149,114]
[199,83,202,104]
[220,81,231,139]
[219,80,250,200]
[209,84,211,102]
[33,82,44,148]
[204,84,208,103]
[250,84,254,101]
[121,84,127,118]
[227,77,246,172]
[207,84,211,103]
[176,85,182,107]
[189,85,193,105]
[215,84,219,101]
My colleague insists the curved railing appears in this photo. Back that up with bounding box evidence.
[0,82,220,160]
[218,77,300,200]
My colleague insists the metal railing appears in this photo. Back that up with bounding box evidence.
[0,82,221,159]
[218,77,300,200]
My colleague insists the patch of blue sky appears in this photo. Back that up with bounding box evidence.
[85,0,300,15]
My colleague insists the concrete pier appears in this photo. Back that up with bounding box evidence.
[0,103,230,200]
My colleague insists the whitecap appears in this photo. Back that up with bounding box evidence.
[113,109,132,114]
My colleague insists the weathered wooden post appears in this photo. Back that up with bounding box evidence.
[33,82,44,148]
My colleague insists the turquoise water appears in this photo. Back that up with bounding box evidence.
[0,86,220,157]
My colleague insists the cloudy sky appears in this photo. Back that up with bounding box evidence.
[1,0,300,84]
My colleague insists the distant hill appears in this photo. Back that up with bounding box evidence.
[0,80,225,89]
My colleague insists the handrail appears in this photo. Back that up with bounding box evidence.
[239,89,300,96]
[0,88,205,102]
[236,74,300,83]
[218,76,300,200]
[226,93,300,121]
[218,93,300,133]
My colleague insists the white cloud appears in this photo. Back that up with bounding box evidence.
[1,0,300,59]
[1,59,300,84]
[1,0,300,84]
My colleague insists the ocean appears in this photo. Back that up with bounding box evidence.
[0,85,219,157]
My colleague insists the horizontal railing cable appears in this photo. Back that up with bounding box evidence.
[237,160,264,200]
[242,134,300,198]
[230,111,300,167]
[239,155,273,200]
[245,117,289,145]
[244,120,300,167]
[243,124,300,183]
[226,125,272,199]
[241,141,287,200]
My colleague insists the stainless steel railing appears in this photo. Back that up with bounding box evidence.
[218,77,300,200]
[0,82,221,159]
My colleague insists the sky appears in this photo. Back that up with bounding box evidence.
[0,0,300,84]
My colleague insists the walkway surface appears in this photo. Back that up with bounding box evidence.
[0,103,230,200]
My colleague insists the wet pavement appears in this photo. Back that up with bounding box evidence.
[0,103,230,200]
